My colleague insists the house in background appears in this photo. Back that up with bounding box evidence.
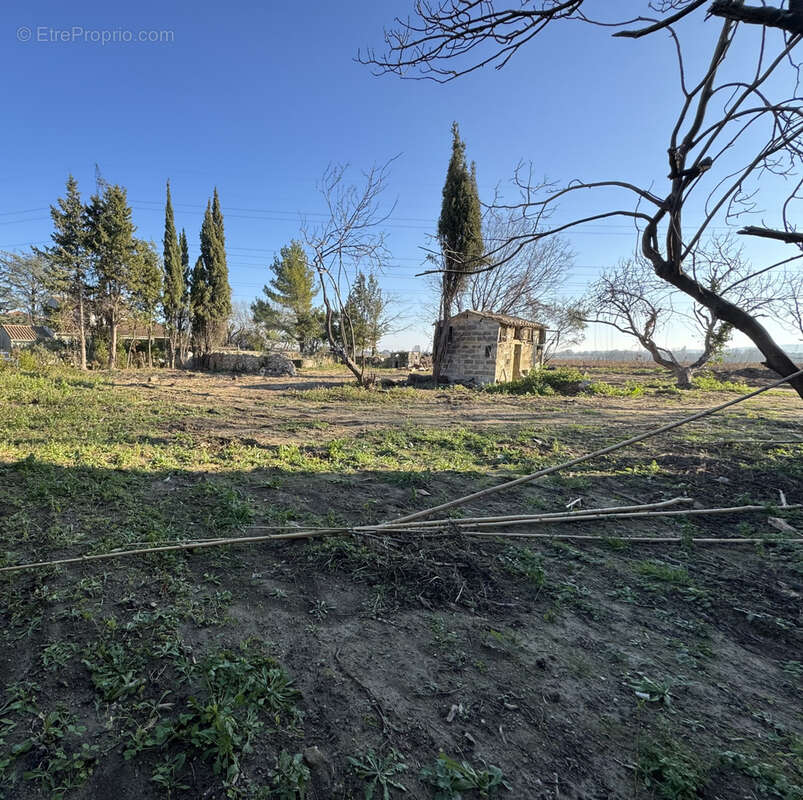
[434,310,547,385]
[382,350,423,369]
[0,324,52,352]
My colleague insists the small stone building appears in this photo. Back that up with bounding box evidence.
[382,350,422,369]
[434,310,547,385]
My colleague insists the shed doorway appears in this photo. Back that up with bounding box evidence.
[512,343,522,379]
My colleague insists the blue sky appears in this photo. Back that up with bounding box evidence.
[1,0,798,351]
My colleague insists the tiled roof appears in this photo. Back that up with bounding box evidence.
[1,324,38,342]
[116,322,167,338]
[453,310,546,329]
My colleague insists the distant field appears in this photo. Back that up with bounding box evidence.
[0,364,801,799]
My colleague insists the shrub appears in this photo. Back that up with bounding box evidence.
[486,367,639,397]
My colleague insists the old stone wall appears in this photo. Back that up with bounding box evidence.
[441,317,499,384]
[494,337,535,383]
[205,351,296,376]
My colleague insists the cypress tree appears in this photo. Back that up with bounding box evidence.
[212,187,225,247]
[434,122,484,378]
[190,252,211,361]
[438,121,484,312]
[162,181,183,367]
[178,229,191,362]
[201,194,231,347]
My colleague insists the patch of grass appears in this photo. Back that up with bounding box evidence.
[497,545,545,587]
[288,384,422,404]
[637,736,707,800]
[692,373,750,393]
[123,641,302,793]
[636,560,690,586]
[720,750,802,800]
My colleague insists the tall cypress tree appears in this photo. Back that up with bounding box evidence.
[434,122,484,378]
[204,193,231,340]
[46,176,91,369]
[178,229,191,362]
[212,187,225,247]
[190,251,210,361]
[162,181,183,367]
[190,192,231,364]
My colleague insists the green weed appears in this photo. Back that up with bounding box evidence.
[420,753,510,798]
[347,748,408,799]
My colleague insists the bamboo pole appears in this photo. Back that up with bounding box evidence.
[0,528,347,575]
[368,504,803,533]
[350,497,693,531]
[374,368,803,528]
[1,525,801,575]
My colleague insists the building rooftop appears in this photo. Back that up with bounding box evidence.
[451,310,547,329]
[1,324,38,342]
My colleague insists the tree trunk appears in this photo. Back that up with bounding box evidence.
[109,320,117,370]
[432,296,452,385]
[655,263,803,399]
[322,299,366,386]
[147,322,153,368]
[673,365,695,389]
[77,292,87,371]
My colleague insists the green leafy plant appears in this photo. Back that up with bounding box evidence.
[420,753,510,798]
[347,748,408,799]
[637,737,705,800]
[628,674,673,707]
[270,750,310,799]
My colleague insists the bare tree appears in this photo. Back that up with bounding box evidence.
[539,300,586,363]
[0,250,49,324]
[456,206,572,314]
[363,1,803,398]
[585,239,778,386]
[303,161,396,386]
[778,267,803,338]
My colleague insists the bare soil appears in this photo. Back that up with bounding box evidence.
[0,366,800,799]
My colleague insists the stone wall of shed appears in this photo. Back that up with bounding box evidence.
[494,335,535,383]
[440,317,499,384]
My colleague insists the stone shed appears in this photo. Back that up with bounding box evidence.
[382,350,422,369]
[434,310,547,385]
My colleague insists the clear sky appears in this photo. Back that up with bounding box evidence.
[1,0,799,352]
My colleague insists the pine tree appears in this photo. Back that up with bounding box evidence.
[162,181,183,367]
[251,240,321,354]
[434,122,484,378]
[130,240,163,367]
[45,176,91,369]
[343,271,390,361]
[85,183,138,369]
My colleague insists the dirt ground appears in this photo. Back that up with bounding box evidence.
[0,364,801,799]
